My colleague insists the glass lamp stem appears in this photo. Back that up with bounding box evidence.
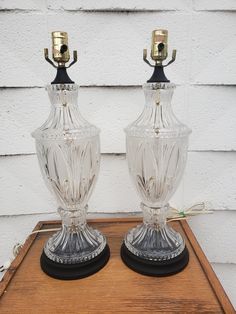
[58,206,87,231]
[142,203,168,229]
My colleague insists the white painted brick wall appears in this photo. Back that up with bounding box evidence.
[0,0,43,11]
[0,1,235,308]
[193,0,236,11]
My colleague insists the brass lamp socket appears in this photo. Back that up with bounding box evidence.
[151,29,168,63]
[51,31,70,64]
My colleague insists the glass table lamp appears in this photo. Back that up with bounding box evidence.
[32,32,110,280]
[121,30,191,276]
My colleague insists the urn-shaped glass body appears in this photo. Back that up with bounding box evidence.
[32,84,107,264]
[124,82,191,261]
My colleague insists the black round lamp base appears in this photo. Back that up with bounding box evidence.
[120,243,189,277]
[40,245,110,280]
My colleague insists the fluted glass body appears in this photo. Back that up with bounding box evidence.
[124,83,191,260]
[32,84,106,264]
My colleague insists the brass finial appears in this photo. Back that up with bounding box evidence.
[44,31,77,69]
[143,29,176,67]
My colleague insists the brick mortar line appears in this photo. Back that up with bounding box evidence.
[0,8,236,13]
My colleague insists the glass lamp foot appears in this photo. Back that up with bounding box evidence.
[40,244,110,280]
[120,243,189,277]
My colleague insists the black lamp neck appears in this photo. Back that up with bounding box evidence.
[147,65,169,83]
[51,67,74,84]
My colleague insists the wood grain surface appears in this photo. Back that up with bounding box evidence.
[0,218,234,313]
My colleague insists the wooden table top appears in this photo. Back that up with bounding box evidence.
[0,218,234,313]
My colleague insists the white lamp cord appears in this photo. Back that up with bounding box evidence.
[0,228,60,274]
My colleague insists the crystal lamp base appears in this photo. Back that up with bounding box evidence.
[44,224,107,264]
[40,208,110,280]
[120,204,189,276]
[41,244,110,280]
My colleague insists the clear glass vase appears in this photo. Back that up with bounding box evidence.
[124,82,191,262]
[32,84,107,265]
